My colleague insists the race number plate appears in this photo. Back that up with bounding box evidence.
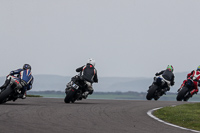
[72,83,79,89]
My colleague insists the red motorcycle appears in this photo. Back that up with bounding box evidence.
[177,79,199,101]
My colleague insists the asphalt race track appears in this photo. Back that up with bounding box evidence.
[0,98,195,133]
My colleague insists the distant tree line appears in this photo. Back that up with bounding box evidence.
[28,90,177,95]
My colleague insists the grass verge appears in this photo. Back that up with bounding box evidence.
[153,103,200,131]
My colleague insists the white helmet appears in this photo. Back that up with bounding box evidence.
[87,58,95,66]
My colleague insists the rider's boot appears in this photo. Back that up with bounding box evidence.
[18,93,26,99]
[18,89,26,99]
[17,94,26,99]
[82,91,89,99]
[88,89,93,95]
[161,87,170,95]
[190,89,197,96]
[13,92,26,101]
[166,87,170,91]
[161,88,166,95]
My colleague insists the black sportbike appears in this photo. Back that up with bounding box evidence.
[177,79,198,101]
[146,76,171,100]
[64,75,88,103]
[0,76,26,104]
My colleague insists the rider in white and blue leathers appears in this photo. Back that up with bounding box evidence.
[0,64,34,99]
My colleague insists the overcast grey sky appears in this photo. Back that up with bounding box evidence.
[0,0,200,78]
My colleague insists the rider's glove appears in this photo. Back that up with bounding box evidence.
[9,71,14,75]
[155,73,159,76]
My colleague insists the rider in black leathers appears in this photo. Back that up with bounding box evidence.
[154,65,175,92]
[76,58,98,98]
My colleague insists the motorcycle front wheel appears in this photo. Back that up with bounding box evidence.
[176,86,188,101]
[0,86,13,104]
[146,84,158,100]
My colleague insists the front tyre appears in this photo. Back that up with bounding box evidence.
[0,86,13,104]
[146,85,158,100]
[176,87,188,101]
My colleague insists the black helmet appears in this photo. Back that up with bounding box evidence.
[23,64,31,70]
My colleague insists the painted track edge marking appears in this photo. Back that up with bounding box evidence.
[147,107,200,133]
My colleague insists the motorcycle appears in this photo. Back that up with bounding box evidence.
[64,75,88,103]
[146,76,171,100]
[176,79,197,101]
[0,75,26,104]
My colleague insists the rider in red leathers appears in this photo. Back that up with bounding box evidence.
[179,66,200,96]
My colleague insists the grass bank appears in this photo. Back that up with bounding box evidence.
[154,103,200,131]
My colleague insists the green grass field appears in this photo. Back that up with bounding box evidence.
[154,103,200,131]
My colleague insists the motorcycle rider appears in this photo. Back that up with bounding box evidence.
[179,65,200,96]
[76,58,98,98]
[154,65,175,92]
[0,64,34,99]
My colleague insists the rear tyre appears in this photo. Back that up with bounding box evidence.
[0,86,13,104]
[176,87,188,101]
[146,85,157,100]
[64,88,76,103]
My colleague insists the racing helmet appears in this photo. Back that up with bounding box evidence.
[23,64,31,70]
[167,65,174,72]
[87,58,95,67]
[197,65,200,71]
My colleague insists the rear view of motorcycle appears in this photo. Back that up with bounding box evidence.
[0,76,24,104]
[64,75,88,103]
[176,79,197,101]
[146,76,170,100]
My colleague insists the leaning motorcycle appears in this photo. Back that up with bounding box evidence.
[64,75,88,103]
[0,75,25,104]
[146,76,170,100]
[176,79,197,101]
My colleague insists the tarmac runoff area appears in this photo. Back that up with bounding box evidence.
[0,98,197,133]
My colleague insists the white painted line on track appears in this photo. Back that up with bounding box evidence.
[147,107,200,133]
